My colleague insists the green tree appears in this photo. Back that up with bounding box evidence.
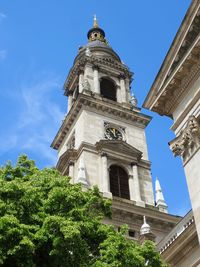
[0,155,167,267]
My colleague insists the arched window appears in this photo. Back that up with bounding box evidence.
[100,78,116,101]
[109,165,130,199]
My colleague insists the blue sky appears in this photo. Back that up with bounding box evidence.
[0,0,192,216]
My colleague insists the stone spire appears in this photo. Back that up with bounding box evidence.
[155,177,168,213]
[93,14,98,28]
[139,216,155,244]
[76,158,89,186]
[140,216,151,235]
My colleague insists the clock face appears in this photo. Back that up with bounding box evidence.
[105,127,123,140]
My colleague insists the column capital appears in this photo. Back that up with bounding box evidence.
[118,74,126,80]
[169,115,200,162]
[131,162,138,167]
[78,69,84,75]
[92,64,99,71]
[101,152,107,158]
[66,89,73,96]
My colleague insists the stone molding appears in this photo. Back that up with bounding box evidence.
[152,51,200,117]
[111,198,180,231]
[51,94,151,150]
[169,115,200,162]
[64,53,132,93]
[56,141,151,175]
[143,1,200,116]
[96,139,143,162]
[157,210,194,254]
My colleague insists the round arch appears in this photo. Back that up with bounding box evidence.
[100,77,116,101]
[109,165,130,200]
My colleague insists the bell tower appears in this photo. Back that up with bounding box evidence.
[51,17,158,209]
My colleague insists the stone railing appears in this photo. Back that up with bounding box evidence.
[157,210,194,253]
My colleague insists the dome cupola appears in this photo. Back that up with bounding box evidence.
[87,15,107,43]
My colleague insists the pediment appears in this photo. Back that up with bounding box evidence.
[95,140,142,161]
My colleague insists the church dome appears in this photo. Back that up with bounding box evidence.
[87,15,106,43]
[75,16,121,63]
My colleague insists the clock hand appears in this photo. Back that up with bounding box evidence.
[111,128,116,137]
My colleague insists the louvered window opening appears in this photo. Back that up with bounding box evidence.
[110,165,130,200]
[100,78,116,101]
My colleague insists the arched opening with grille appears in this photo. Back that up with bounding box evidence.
[109,165,130,199]
[100,78,116,101]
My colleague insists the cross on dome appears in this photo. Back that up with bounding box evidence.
[93,14,98,28]
[87,15,107,43]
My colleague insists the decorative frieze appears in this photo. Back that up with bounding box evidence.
[169,116,200,161]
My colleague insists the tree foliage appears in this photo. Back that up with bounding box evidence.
[0,155,167,267]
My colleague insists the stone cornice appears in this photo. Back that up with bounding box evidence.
[64,53,132,94]
[171,89,200,132]
[56,141,151,174]
[96,139,143,162]
[151,49,200,117]
[143,0,200,116]
[112,198,180,226]
[169,115,200,163]
[157,210,197,262]
[51,93,151,150]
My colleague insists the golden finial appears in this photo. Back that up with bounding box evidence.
[93,14,98,28]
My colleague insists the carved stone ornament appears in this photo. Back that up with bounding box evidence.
[85,47,91,57]
[130,93,138,108]
[170,116,200,159]
[82,79,91,91]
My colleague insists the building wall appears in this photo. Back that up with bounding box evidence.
[57,108,154,205]
[176,245,200,267]
[59,109,149,159]
[185,150,200,242]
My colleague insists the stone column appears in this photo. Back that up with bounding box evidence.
[68,161,74,184]
[117,86,122,103]
[128,175,135,201]
[67,92,73,112]
[119,75,126,103]
[84,64,91,79]
[131,163,144,206]
[79,71,84,93]
[101,153,112,198]
[170,116,200,243]
[125,78,131,102]
[93,66,100,94]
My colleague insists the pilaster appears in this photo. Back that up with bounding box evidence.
[93,66,100,94]
[79,71,84,93]
[67,91,73,112]
[131,163,145,207]
[119,75,127,103]
[68,161,74,183]
[101,153,112,198]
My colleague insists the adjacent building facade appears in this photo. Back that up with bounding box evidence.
[143,0,200,245]
[143,0,200,265]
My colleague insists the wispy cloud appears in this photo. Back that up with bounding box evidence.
[0,50,7,60]
[0,12,6,23]
[0,74,65,166]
